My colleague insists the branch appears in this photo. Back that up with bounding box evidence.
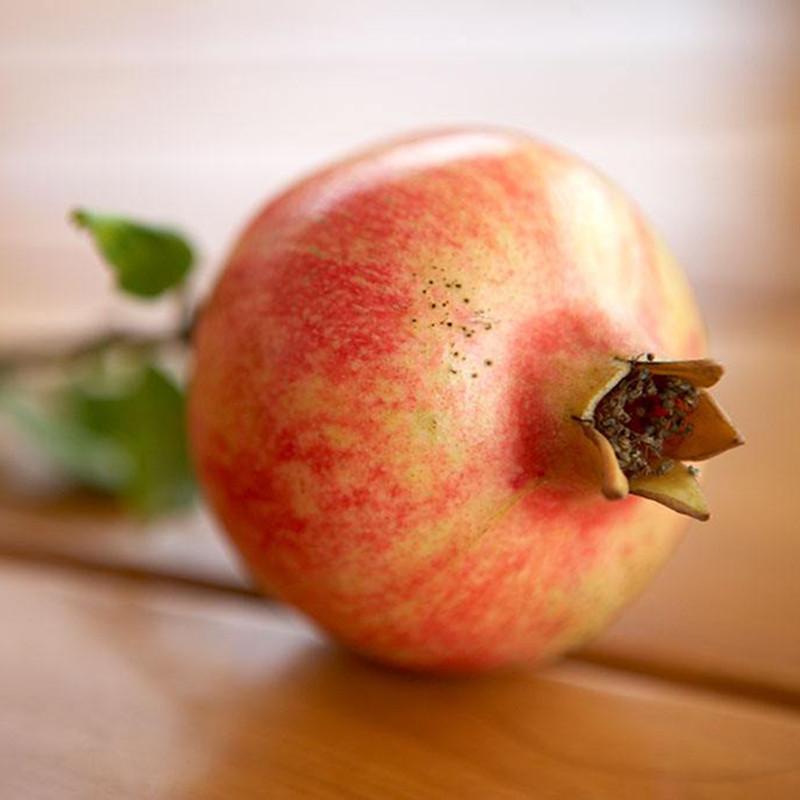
[0,317,194,373]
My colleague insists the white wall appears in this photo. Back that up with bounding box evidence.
[2,0,798,340]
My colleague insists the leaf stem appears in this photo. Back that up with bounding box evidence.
[0,319,194,374]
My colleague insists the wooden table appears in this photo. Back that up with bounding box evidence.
[1,296,798,798]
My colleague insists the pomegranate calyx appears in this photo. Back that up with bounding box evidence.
[580,423,629,500]
[662,388,743,461]
[578,355,743,521]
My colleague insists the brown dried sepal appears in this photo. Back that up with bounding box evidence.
[629,463,710,521]
[665,389,743,461]
[581,423,629,501]
[577,355,743,521]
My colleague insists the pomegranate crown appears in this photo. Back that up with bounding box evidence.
[577,356,743,520]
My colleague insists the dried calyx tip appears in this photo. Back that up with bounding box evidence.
[579,355,742,521]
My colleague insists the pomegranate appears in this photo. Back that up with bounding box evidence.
[190,129,741,672]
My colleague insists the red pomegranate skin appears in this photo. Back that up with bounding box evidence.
[189,129,705,672]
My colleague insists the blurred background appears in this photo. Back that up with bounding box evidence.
[1,0,799,698]
[2,0,799,338]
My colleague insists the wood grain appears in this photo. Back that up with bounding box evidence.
[0,497,244,589]
[2,557,799,800]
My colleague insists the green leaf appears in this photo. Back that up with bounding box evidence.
[72,209,194,298]
[69,365,195,515]
[0,363,195,516]
[0,387,131,492]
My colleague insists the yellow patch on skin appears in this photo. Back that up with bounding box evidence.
[272,373,329,418]
[461,484,540,549]
[319,423,360,449]
[403,460,437,496]
[272,461,321,518]
[549,169,645,318]
[382,476,518,568]
[370,377,410,406]
[651,240,706,352]
[491,227,528,284]
[412,410,439,440]
[384,408,467,490]
[548,507,684,656]
[298,243,333,260]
